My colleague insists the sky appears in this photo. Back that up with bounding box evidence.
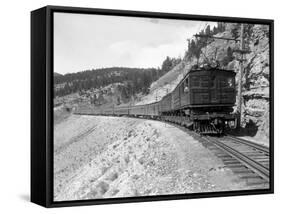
[54,12,217,75]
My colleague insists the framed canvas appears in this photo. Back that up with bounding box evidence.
[31,5,274,208]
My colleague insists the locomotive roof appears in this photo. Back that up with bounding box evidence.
[188,68,235,74]
[177,68,236,84]
[176,67,235,90]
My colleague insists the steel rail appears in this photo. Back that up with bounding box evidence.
[225,135,269,154]
[203,136,269,182]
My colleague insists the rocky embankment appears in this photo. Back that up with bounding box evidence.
[54,115,251,201]
[242,25,270,141]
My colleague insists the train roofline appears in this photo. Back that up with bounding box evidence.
[175,67,235,91]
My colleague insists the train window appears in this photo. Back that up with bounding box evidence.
[200,76,209,88]
[191,76,200,87]
[210,76,215,88]
[227,77,234,87]
[183,78,189,93]
[218,77,234,88]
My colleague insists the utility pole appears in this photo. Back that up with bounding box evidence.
[236,24,244,129]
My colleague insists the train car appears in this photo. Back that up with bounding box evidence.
[171,86,181,110]
[76,105,103,115]
[95,108,103,115]
[113,106,129,116]
[146,102,160,117]
[130,104,147,116]
[103,107,114,115]
[160,93,172,114]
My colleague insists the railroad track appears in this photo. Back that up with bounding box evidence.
[159,120,270,187]
[200,134,270,187]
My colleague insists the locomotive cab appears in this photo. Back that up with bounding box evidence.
[188,69,236,106]
[185,68,237,134]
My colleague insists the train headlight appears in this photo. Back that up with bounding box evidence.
[228,120,235,128]
[214,118,218,125]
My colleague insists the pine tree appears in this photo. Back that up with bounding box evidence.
[205,25,211,35]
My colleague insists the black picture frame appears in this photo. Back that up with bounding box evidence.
[31,5,274,208]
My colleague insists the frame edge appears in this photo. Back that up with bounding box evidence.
[31,6,48,207]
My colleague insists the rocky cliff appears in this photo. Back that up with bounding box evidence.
[241,24,270,141]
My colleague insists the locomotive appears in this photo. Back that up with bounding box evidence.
[79,66,237,134]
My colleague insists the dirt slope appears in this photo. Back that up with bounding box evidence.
[54,115,251,201]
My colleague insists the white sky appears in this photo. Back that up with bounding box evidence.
[54,12,217,74]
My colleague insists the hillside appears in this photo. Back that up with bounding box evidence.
[54,72,62,77]
[53,56,181,111]
[54,67,160,97]
[136,60,195,105]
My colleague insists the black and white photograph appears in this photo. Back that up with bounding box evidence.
[53,11,272,202]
